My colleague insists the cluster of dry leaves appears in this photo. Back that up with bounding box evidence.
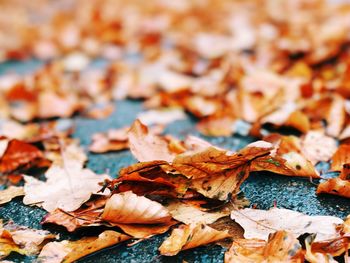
[1,0,350,262]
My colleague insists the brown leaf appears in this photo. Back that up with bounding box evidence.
[42,197,107,232]
[0,186,24,205]
[166,201,230,225]
[317,177,350,198]
[111,221,177,239]
[159,223,230,256]
[101,191,172,224]
[37,230,130,263]
[225,231,304,263]
[84,103,115,120]
[89,127,129,153]
[190,163,250,200]
[0,221,56,259]
[128,119,174,162]
[331,144,350,171]
[172,144,271,179]
[301,131,337,165]
[0,139,47,174]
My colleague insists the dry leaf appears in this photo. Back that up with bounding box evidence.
[331,144,350,171]
[225,230,304,263]
[42,197,107,232]
[0,221,56,259]
[0,186,24,205]
[231,208,343,242]
[159,223,230,256]
[37,230,130,263]
[317,177,350,198]
[84,103,114,119]
[128,119,174,162]
[23,159,110,212]
[166,201,230,225]
[301,131,337,165]
[111,221,177,239]
[101,191,172,224]
[89,127,129,153]
[137,108,186,126]
[0,139,47,174]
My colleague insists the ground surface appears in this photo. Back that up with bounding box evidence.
[0,60,349,263]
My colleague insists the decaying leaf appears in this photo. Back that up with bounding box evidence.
[0,186,24,205]
[101,191,172,224]
[37,230,130,263]
[0,221,56,259]
[231,208,343,242]
[225,231,304,263]
[159,223,230,256]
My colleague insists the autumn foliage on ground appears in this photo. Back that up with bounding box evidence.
[1,0,350,262]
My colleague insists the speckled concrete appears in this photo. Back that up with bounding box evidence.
[0,61,349,263]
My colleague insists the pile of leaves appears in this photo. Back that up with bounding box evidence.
[1,0,350,262]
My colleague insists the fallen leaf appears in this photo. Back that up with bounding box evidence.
[0,221,56,259]
[128,119,174,162]
[83,103,114,119]
[42,197,107,232]
[23,153,110,212]
[225,231,304,263]
[37,230,130,263]
[166,201,230,225]
[331,144,350,171]
[231,208,343,242]
[0,139,46,174]
[301,131,337,165]
[137,108,186,126]
[89,127,129,153]
[159,223,230,256]
[101,191,172,224]
[0,186,24,205]
[111,221,177,239]
[317,177,350,198]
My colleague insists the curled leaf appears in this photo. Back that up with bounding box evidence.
[317,177,350,198]
[166,201,230,225]
[38,231,130,263]
[159,223,230,256]
[101,191,172,224]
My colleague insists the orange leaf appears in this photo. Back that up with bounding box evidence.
[159,223,230,256]
[317,177,350,198]
[101,191,172,224]
[225,231,304,263]
[0,139,46,174]
[331,144,350,171]
[128,119,174,162]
